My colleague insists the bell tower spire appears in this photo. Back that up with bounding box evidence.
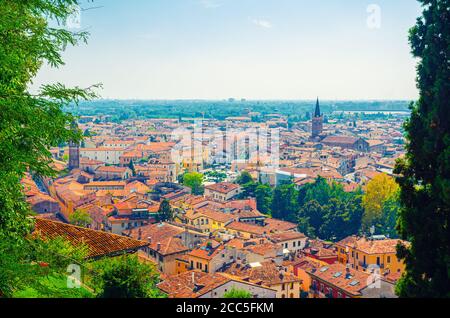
[311,97,323,139]
[314,97,321,117]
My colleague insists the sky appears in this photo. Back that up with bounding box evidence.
[31,0,423,100]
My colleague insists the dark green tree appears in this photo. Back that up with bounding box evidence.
[128,159,136,176]
[236,171,253,185]
[394,0,450,297]
[271,183,298,222]
[297,200,324,238]
[157,199,173,222]
[255,183,272,215]
[296,178,364,241]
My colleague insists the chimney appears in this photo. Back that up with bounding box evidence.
[147,236,152,244]
[157,242,161,251]
[138,228,142,240]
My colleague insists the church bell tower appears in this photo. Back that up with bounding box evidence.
[311,97,323,138]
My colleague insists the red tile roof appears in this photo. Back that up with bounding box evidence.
[307,263,373,296]
[205,182,240,194]
[223,260,300,286]
[157,271,230,298]
[33,218,148,259]
[128,223,189,256]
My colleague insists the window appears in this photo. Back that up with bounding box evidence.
[205,265,208,272]
[387,256,391,263]
[282,284,285,291]
[293,242,296,247]
[290,283,294,289]
[376,257,380,266]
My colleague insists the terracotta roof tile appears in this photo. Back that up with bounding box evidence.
[33,218,148,259]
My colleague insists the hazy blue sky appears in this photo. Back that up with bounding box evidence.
[31,0,422,100]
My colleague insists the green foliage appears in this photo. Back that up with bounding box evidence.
[128,159,136,176]
[271,183,298,222]
[0,0,99,298]
[297,178,363,241]
[0,0,100,242]
[13,274,93,298]
[204,170,227,183]
[157,199,173,222]
[0,236,89,297]
[255,183,272,215]
[236,171,254,185]
[90,255,165,298]
[183,172,204,195]
[69,209,92,228]
[362,174,400,232]
[394,0,450,297]
[223,288,252,298]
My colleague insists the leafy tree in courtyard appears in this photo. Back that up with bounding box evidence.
[69,209,92,228]
[394,0,450,297]
[362,174,400,233]
[271,183,298,222]
[223,288,252,298]
[298,200,325,238]
[91,254,165,298]
[297,178,364,241]
[183,172,204,195]
[255,183,272,215]
[157,199,173,222]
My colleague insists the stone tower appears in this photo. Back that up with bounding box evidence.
[68,122,80,170]
[311,97,323,138]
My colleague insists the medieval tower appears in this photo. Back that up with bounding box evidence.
[311,97,323,138]
[68,122,80,170]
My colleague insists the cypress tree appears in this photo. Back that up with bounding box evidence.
[394,0,450,297]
